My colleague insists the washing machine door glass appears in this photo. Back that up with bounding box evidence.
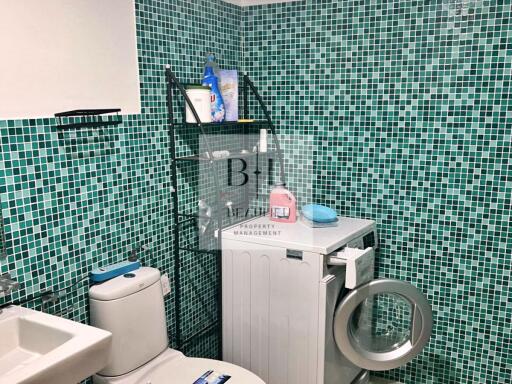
[334,278,432,371]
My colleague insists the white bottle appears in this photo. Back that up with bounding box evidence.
[259,128,268,153]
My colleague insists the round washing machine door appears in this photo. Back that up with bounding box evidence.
[334,278,432,371]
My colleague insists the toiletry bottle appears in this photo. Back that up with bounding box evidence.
[202,53,225,122]
[259,128,268,153]
[269,183,297,223]
[198,199,212,234]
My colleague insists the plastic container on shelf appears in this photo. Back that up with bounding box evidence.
[185,85,212,123]
[269,183,297,223]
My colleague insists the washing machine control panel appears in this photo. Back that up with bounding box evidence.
[346,230,378,250]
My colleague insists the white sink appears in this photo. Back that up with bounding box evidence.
[0,305,112,384]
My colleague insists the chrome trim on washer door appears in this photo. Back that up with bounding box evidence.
[334,278,432,371]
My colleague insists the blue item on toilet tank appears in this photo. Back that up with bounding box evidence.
[202,53,225,122]
[302,204,338,223]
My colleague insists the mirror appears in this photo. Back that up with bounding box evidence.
[0,0,141,119]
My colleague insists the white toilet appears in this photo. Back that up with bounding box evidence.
[89,267,264,384]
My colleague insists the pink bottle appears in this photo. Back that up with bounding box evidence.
[269,183,297,223]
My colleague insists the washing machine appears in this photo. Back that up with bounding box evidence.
[221,216,432,384]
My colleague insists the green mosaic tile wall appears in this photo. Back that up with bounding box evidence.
[1,1,510,383]
[0,0,241,360]
[243,1,511,383]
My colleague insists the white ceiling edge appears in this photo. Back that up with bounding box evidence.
[223,0,299,6]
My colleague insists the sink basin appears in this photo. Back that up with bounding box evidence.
[0,305,112,384]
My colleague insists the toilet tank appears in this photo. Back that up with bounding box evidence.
[89,267,168,377]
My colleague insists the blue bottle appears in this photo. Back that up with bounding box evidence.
[202,53,225,122]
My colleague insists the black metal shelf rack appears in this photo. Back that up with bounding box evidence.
[165,65,285,359]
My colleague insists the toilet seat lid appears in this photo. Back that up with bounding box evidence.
[137,356,265,384]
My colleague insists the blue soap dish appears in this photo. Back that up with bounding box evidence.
[301,204,338,223]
